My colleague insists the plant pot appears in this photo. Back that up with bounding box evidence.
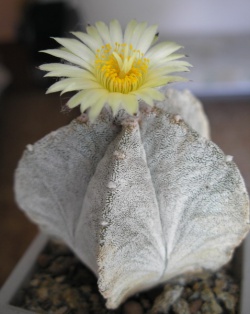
[1,232,250,314]
[0,233,49,314]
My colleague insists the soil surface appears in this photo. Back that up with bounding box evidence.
[14,240,240,314]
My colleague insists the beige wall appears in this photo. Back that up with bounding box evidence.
[77,0,250,36]
[1,0,250,42]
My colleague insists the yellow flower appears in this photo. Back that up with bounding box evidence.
[39,20,191,121]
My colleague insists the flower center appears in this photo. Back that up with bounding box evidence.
[95,43,149,93]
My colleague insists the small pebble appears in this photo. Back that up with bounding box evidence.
[51,294,62,307]
[89,293,100,305]
[63,288,81,309]
[228,283,239,294]
[123,300,144,314]
[48,256,75,275]
[30,278,40,287]
[75,309,90,314]
[55,276,65,283]
[16,240,240,314]
[140,298,151,310]
[172,298,190,314]
[217,291,237,311]
[150,285,183,314]
[37,254,51,268]
[201,300,223,314]
[189,299,203,313]
[188,291,200,301]
[182,287,193,300]
[54,306,68,314]
[80,285,92,295]
[37,287,49,301]
[201,287,214,302]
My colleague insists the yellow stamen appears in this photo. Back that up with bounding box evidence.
[95,43,149,93]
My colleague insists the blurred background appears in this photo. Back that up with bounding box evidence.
[0,0,250,287]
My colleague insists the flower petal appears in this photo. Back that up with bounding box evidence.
[95,21,112,44]
[52,37,95,63]
[80,89,108,113]
[147,64,190,80]
[141,76,187,89]
[164,54,187,62]
[133,90,154,106]
[108,92,123,115]
[71,32,101,52]
[40,19,191,120]
[124,20,138,44]
[129,22,147,48]
[61,80,102,94]
[39,63,86,78]
[134,88,165,104]
[40,49,93,71]
[121,94,139,115]
[145,42,182,62]
[86,25,104,45]
[46,78,102,94]
[67,90,87,108]
[109,20,123,46]
[136,24,158,53]
[88,95,108,122]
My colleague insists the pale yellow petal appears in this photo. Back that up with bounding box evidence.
[124,20,138,43]
[141,76,187,89]
[80,89,108,113]
[131,88,164,107]
[134,92,154,107]
[121,94,139,115]
[40,63,85,78]
[109,20,123,46]
[145,42,182,61]
[149,60,192,72]
[46,78,101,94]
[169,60,192,67]
[134,88,164,102]
[108,92,123,115]
[152,33,159,46]
[71,32,101,53]
[88,95,108,122]
[147,65,190,80]
[67,90,87,108]
[40,19,190,120]
[86,25,104,45]
[130,22,147,48]
[136,24,158,53]
[95,21,112,44]
[52,37,95,62]
[40,49,93,71]
[164,54,187,62]
[61,80,102,94]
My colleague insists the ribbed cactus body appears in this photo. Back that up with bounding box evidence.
[15,89,249,309]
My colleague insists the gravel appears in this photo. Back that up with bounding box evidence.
[14,240,240,313]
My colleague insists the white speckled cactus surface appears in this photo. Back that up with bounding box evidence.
[15,89,249,309]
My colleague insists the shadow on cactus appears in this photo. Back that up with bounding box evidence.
[14,20,249,309]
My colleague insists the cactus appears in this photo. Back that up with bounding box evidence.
[15,87,249,309]
[14,19,249,309]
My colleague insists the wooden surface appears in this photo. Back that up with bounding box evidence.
[0,43,250,287]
